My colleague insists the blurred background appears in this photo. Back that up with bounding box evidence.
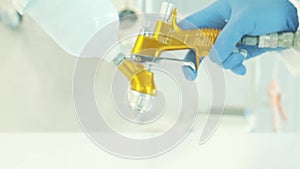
[0,0,299,133]
[0,0,300,168]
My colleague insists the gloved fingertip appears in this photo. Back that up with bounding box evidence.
[222,52,245,69]
[232,65,247,76]
[182,65,198,81]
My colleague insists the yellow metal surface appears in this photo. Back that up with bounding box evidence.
[131,8,221,69]
[130,70,156,96]
[118,58,157,96]
[118,7,220,97]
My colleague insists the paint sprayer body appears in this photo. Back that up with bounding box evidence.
[114,2,299,113]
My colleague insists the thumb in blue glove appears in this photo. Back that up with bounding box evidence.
[179,0,299,80]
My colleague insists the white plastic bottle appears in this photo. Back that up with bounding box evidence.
[13,0,120,60]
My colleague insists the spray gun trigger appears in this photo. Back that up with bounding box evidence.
[130,54,194,65]
[182,50,205,81]
[181,58,204,81]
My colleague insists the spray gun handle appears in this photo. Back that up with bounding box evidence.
[134,2,299,70]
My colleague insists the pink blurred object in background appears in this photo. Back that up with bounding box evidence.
[268,80,289,132]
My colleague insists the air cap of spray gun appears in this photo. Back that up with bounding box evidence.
[127,89,153,113]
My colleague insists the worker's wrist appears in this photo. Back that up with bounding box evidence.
[12,0,30,15]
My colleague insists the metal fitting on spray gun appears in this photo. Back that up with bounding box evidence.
[240,31,300,50]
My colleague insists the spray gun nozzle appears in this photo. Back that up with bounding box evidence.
[114,53,157,113]
[127,90,153,113]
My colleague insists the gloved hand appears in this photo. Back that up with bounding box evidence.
[179,0,299,80]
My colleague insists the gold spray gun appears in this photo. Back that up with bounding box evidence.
[113,2,300,113]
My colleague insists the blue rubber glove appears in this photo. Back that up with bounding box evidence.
[180,0,299,80]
